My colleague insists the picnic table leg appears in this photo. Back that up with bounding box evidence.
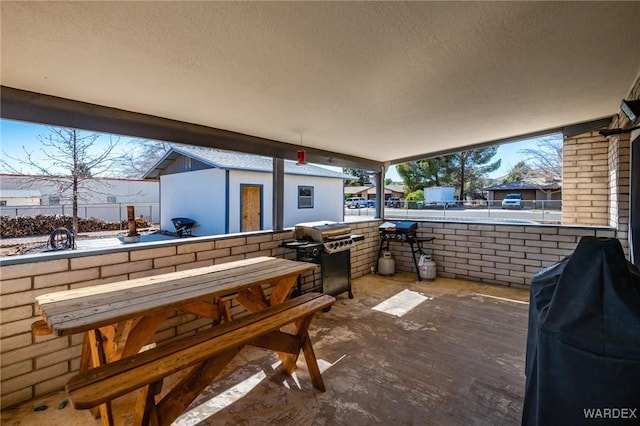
[235,286,268,312]
[301,331,325,391]
[238,278,308,371]
[79,333,102,419]
[134,380,163,426]
[87,329,114,426]
[118,312,171,359]
[155,348,242,426]
[96,311,171,362]
[274,313,326,391]
[269,276,299,306]
[281,315,313,374]
[219,297,233,322]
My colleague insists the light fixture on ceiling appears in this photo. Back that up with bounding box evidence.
[621,99,640,124]
[296,135,306,165]
[599,99,640,137]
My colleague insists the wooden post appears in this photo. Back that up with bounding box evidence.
[127,205,139,237]
[124,205,140,243]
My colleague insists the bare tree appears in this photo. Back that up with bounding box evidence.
[1,127,122,238]
[116,139,172,178]
[518,136,563,181]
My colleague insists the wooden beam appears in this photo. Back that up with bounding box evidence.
[0,86,383,172]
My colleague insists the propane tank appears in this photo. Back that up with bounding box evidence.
[418,254,437,281]
[378,251,395,276]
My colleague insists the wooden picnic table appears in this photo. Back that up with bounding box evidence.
[34,256,325,426]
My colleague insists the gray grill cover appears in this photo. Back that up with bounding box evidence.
[523,237,640,425]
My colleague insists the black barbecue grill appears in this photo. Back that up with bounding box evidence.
[377,221,434,281]
[281,221,363,298]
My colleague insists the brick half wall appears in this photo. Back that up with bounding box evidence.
[0,220,623,408]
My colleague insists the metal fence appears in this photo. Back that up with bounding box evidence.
[344,199,563,223]
[0,203,160,224]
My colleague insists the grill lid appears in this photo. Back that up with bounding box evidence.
[295,221,352,242]
[379,221,417,234]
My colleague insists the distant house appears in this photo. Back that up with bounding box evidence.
[0,174,160,221]
[0,174,159,205]
[386,185,406,199]
[0,189,41,206]
[143,145,352,236]
[344,184,404,201]
[483,179,562,203]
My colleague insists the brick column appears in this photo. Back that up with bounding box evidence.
[562,129,611,226]
[606,73,639,255]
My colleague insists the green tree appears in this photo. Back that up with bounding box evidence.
[502,161,532,183]
[342,168,372,186]
[405,189,424,201]
[449,147,501,199]
[396,157,454,193]
[397,148,499,199]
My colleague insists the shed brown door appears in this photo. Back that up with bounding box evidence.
[241,185,262,232]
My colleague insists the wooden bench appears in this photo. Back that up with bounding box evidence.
[65,292,335,426]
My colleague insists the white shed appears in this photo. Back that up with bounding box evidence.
[143,145,351,236]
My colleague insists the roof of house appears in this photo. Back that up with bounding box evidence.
[345,186,393,196]
[143,145,353,180]
[483,180,561,191]
[386,185,405,194]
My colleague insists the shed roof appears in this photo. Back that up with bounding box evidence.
[143,145,353,180]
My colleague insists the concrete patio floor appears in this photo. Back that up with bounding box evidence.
[1,273,530,425]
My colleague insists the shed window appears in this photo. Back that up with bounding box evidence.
[49,196,60,205]
[107,196,117,204]
[0,200,6,207]
[298,186,314,209]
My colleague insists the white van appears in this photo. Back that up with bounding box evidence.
[501,193,523,209]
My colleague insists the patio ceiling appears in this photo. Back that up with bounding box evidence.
[1,2,640,168]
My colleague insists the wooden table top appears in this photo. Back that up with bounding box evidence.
[36,256,316,336]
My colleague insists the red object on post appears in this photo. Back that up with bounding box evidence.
[297,149,306,165]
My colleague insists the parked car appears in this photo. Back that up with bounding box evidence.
[386,197,403,208]
[501,193,523,209]
[345,197,367,208]
[367,199,376,207]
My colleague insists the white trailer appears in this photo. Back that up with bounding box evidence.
[424,186,456,207]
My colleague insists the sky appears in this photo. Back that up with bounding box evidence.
[1,119,558,181]
[385,137,542,182]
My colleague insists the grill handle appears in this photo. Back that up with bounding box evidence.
[324,234,352,241]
